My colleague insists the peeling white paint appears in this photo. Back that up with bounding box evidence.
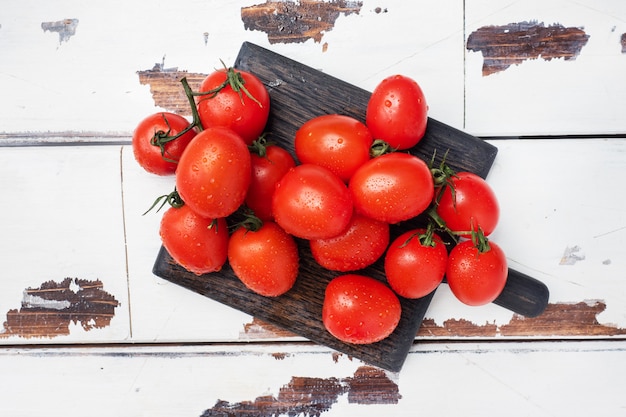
[559,245,586,265]
[22,293,71,310]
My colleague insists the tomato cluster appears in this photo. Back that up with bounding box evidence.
[132,66,507,346]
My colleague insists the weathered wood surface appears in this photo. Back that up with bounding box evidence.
[1,0,626,415]
[1,0,625,138]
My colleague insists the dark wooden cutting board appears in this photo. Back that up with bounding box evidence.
[152,42,549,372]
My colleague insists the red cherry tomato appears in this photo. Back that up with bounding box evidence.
[197,67,270,145]
[446,238,508,306]
[322,274,402,344]
[176,127,251,219]
[132,112,197,175]
[228,221,299,297]
[436,171,500,237]
[385,229,448,299]
[310,212,389,272]
[245,142,296,221]
[295,114,373,182]
[349,152,434,224]
[366,74,428,150]
[159,205,228,275]
[272,164,353,240]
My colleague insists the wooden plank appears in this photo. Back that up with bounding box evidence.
[0,341,624,416]
[0,146,130,343]
[465,0,626,136]
[151,42,548,372]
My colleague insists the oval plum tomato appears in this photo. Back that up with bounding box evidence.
[159,205,228,275]
[322,274,402,344]
[245,141,296,221]
[196,67,270,145]
[294,114,373,182]
[272,164,353,240]
[310,212,389,272]
[176,126,251,219]
[366,74,428,150]
[436,171,500,237]
[385,228,448,299]
[446,238,508,306]
[349,152,434,224]
[228,221,299,297]
[132,112,197,175]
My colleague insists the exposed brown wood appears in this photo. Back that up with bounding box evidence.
[199,365,398,416]
[500,300,626,337]
[137,64,206,116]
[241,0,362,44]
[467,21,590,76]
[1,278,119,338]
[417,300,626,338]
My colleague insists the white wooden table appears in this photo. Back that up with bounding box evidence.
[1,1,625,415]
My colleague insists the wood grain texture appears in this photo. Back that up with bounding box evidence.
[241,0,363,44]
[467,21,590,76]
[0,278,119,339]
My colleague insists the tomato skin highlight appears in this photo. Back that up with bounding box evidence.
[228,221,299,297]
[322,274,402,344]
[197,68,270,145]
[176,127,251,219]
[272,164,353,240]
[436,171,500,237]
[132,112,197,175]
[385,229,448,299]
[349,153,434,224]
[159,205,228,276]
[245,144,296,221]
[446,239,508,306]
[366,74,428,150]
[310,212,389,272]
[295,114,373,182]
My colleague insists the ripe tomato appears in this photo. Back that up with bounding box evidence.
[385,228,448,299]
[196,67,270,145]
[294,114,373,182]
[272,164,353,240]
[349,152,434,224]
[176,126,251,219]
[159,205,228,275]
[310,212,389,272]
[132,112,197,175]
[436,171,500,237]
[245,141,296,221]
[322,274,402,344]
[446,238,508,306]
[228,221,299,297]
[366,74,428,150]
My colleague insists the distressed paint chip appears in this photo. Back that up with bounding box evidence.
[559,245,585,265]
[418,301,626,337]
[200,366,400,416]
[41,18,79,44]
[467,21,590,76]
[621,33,626,53]
[0,278,120,339]
[137,62,207,115]
[241,0,362,44]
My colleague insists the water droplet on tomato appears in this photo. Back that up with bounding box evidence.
[384,99,392,107]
